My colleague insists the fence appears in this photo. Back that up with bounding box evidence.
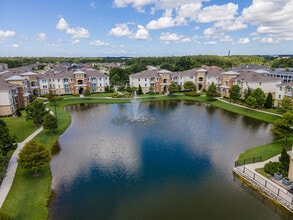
[234,166,293,208]
[235,156,262,167]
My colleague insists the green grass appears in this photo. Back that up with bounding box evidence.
[237,138,292,162]
[1,165,51,220]
[1,111,37,142]
[1,102,72,220]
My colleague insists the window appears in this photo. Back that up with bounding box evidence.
[280,87,282,91]
[279,95,281,99]
[145,78,147,81]
[190,76,193,79]
[42,79,46,83]
[99,78,102,81]
[100,83,102,86]
[138,78,140,81]
[145,84,147,87]
[259,82,262,86]
[58,79,60,82]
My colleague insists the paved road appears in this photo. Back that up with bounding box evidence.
[0,126,43,208]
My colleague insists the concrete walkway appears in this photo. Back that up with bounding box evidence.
[216,98,282,117]
[0,126,43,208]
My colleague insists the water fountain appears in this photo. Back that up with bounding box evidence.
[129,91,146,122]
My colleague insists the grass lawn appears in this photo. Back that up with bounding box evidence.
[1,111,37,142]
[1,102,72,220]
[1,165,51,220]
[237,138,292,163]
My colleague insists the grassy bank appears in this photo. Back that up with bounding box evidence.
[0,94,283,219]
[1,111,38,142]
[1,101,71,220]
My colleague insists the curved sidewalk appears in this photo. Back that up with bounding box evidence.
[0,126,43,208]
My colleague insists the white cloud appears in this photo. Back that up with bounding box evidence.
[204,41,217,45]
[220,35,233,42]
[56,17,90,38]
[12,44,19,48]
[56,18,69,31]
[109,23,132,37]
[259,37,277,44]
[241,0,293,40]
[159,32,191,43]
[236,37,250,44]
[0,30,16,41]
[89,40,108,46]
[214,18,247,31]
[197,3,238,23]
[35,32,47,41]
[146,9,175,29]
[109,23,149,40]
[66,27,90,38]
[72,39,80,44]
[133,25,150,39]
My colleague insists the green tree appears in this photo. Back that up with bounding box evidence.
[279,148,290,171]
[264,92,273,108]
[251,88,266,109]
[47,90,55,102]
[183,81,196,91]
[243,87,252,100]
[137,84,143,95]
[168,82,179,95]
[245,96,257,108]
[272,111,293,146]
[43,114,58,135]
[83,88,91,97]
[206,82,219,100]
[229,85,241,103]
[0,120,16,155]
[18,140,51,175]
[26,99,47,127]
[278,96,293,113]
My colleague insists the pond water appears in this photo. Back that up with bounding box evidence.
[49,101,291,220]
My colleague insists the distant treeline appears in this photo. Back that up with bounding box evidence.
[0,55,292,70]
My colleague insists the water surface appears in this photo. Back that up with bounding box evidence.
[49,101,289,220]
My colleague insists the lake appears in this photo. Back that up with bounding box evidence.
[49,100,291,220]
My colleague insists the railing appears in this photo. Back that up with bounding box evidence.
[235,156,262,167]
[234,166,293,207]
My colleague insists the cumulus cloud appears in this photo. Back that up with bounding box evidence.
[159,32,191,43]
[56,17,90,38]
[235,37,250,44]
[89,40,109,46]
[0,30,16,41]
[241,0,293,40]
[12,43,19,48]
[146,9,175,29]
[196,3,238,23]
[109,23,149,40]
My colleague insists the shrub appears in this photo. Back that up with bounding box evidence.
[185,91,201,97]
[16,109,22,117]
[0,210,11,220]
[264,161,282,175]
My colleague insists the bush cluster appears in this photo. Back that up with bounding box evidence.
[184,91,201,97]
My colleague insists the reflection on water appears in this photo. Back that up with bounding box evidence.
[49,101,288,220]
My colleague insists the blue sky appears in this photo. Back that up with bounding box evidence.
[0,0,292,57]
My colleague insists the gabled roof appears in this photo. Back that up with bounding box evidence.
[222,70,239,75]
[21,71,38,76]
[5,75,26,81]
[73,70,86,75]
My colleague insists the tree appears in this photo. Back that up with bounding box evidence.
[278,96,293,113]
[168,82,179,95]
[229,85,241,103]
[18,140,51,175]
[279,148,290,171]
[183,81,196,91]
[47,90,55,102]
[251,88,266,109]
[272,111,293,146]
[0,120,16,156]
[137,84,143,95]
[245,96,257,108]
[83,88,91,97]
[243,87,252,100]
[26,99,47,127]
[206,82,219,100]
[264,92,273,109]
[43,114,58,135]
